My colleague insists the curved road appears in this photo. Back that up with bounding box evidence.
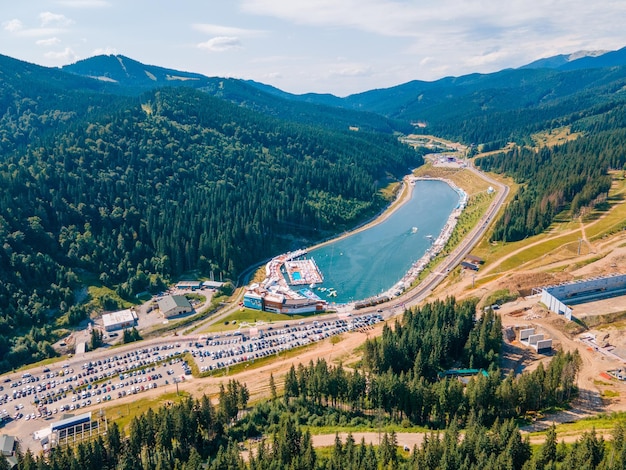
[380,163,509,313]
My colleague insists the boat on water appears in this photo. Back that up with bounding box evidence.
[411,226,418,234]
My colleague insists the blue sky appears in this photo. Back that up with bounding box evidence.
[2,0,626,96]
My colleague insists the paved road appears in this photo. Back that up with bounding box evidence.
[368,163,509,316]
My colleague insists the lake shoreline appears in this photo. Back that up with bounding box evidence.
[306,174,416,253]
[308,176,464,305]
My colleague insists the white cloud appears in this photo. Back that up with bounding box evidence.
[3,24,66,38]
[44,47,79,62]
[92,47,118,56]
[55,0,110,7]
[197,36,242,52]
[39,12,74,28]
[2,13,74,39]
[462,48,508,68]
[193,23,265,37]
[14,27,69,38]
[327,64,372,78]
[2,19,23,33]
[240,0,430,37]
[36,37,61,47]
[240,0,608,39]
[251,55,306,64]
[240,0,626,84]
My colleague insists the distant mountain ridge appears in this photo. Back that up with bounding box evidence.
[242,46,626,123]
[60,47,626,149]
[62,54,216,90]
[61,47,626,128]
[520,47,626,71]
[520,49,609,69]
[556,46,626,71]
[62,54,411,134]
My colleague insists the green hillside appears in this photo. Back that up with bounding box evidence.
[0,57,422,371]
[62,55,412,135]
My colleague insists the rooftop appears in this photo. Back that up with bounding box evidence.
[102,309,137,328]
[157,294,191,312]
[0,434,15,456]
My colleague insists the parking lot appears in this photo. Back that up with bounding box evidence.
[0,345,190,427]
[190,314,383,374]
[0,312,383,450]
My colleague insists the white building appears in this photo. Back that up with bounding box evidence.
[102,309,138,332]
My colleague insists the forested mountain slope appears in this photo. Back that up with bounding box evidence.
[476,101,626,241]
[61,54,213,89]
[62,55,412,134]
[0,54,113,154]
[56,51,626,246]
[247,47,626,151]
[0,57,422,371]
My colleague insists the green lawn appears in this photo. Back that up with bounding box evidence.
[528,411,626,439]
[473,172,626,271]
[106,391,191,432]
[201,308,317,333]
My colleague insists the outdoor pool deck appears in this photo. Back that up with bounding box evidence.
[285,258,324,286]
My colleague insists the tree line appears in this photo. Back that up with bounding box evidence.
[476,126,620,241]
[282,298,580,428]
[6,372,623,469]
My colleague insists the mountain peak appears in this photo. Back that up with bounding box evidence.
[61,54,210,89]
[520,47,626,70]
[566,49,609,61]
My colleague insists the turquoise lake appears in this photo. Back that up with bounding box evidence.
[308,179,460,304]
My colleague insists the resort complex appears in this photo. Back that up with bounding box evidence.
[244,249,328,314]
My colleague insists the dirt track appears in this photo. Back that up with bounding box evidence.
[309,428,609,450]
